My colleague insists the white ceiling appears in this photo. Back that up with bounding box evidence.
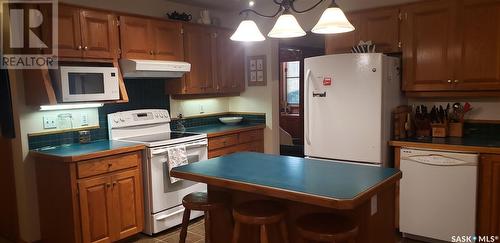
[168,0,421,12]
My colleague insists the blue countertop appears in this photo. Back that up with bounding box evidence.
[396,136,500,148]
[182,122,265,136]
[172,152,401,208]
[31,140,145,162]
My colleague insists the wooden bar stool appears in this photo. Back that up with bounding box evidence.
[232,200,289,243]
[296,213,358,243]
[179,191,228,243]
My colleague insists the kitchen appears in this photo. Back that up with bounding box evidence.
[0,0,499,243]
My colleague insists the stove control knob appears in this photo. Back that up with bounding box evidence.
[155,114,159,118]
[159,114,164,118]
[119,118,125,122]
[114,118,119,123]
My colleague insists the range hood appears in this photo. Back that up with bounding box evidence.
[119,59,191,78]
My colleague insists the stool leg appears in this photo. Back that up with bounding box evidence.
[231,221,241,243]
[260,224,269,243]
[279,220,289,243]
[205,211,211,243]
[179,209,190,243]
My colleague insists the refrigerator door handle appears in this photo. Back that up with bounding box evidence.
[305,69,312,145]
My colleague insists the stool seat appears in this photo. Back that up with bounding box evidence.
[182,191,227,211]
[232,200,289,243]
[296,213,358,242]
[233,200,286,224]
[180,191,229,243]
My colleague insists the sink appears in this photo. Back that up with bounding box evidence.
[219,117,243,125]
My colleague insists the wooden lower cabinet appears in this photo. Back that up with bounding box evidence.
[477,154,500,237]
[208,127,265,158]
[35,150,144,243]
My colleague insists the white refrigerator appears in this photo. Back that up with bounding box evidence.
[304,53,403,167]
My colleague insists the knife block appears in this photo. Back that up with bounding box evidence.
[431,123,448,138]
[448,122,464,137]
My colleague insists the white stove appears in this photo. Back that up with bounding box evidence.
[108,109,207,235]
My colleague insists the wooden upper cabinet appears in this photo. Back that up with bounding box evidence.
[110,169,143,240]
[150,20,184,61]
[57,5,83,58]
[79,176,113,243]
[119,16,152,60]
[325,13,360,54]
[358,7,400,53]
[80,10,118,59]
[454,0,500,91]
[183,24,216,94]
[477,154,500,237]
[216,30,245,93]
[54,5,118,59]
[401,0,457,91]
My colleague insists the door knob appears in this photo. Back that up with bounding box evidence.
[77,45,82,50]
[447,80,452,83]
[83,46,88,51]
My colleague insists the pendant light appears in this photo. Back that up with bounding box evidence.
[312,1,355,34]
[268,10,306,38]
[231,0,353,42]
[230,19,266,42]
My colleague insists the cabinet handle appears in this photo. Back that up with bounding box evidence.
[106,183,111,188]
[84,46,88,51]
[77,45,82,50]
[112,181,117,187]
[447,80,452,83]
[454,80,459,83]
[150,50,154,55]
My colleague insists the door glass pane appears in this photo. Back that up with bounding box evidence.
[287,78,300,104]
[68,73,105,94]
[285,61,300,105]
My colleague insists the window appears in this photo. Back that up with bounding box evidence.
[284,61,300,105]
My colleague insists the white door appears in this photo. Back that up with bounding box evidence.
[304,53,383,163]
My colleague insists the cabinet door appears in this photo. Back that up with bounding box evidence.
[183,24,216,94]
[79,176,113,243]
[57,5,82,58]
[150,20,184,61]
[358,7,400,53]
[216,30,245,93]
[325,13,360,54]
[478,154,500,237]
[110,169,143,240]
[401,0,457,91]
[454,0,500,91]
[80,10,119,59]
[119,16,153,60]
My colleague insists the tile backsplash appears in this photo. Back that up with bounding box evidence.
[29,79,170,149]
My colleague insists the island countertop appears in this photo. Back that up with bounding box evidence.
[171,152,402,209]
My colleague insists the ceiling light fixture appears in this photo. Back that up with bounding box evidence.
[231,0,354,42]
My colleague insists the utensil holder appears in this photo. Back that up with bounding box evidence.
[448,122,464,137]
[431,123,448,138]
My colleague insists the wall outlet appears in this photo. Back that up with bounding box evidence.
[81,113,89,126]
[43,116,57,129]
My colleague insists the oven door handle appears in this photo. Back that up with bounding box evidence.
[151,142,208,155]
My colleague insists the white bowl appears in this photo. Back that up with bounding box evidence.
[219,117,243,125]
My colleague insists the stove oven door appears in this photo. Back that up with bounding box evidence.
[148,140,208,214]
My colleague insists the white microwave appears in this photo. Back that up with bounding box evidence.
[57,66,120,102]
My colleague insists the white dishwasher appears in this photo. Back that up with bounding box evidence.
[400,148,478,242]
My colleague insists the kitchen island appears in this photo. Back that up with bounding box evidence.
[171,152,402,243]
